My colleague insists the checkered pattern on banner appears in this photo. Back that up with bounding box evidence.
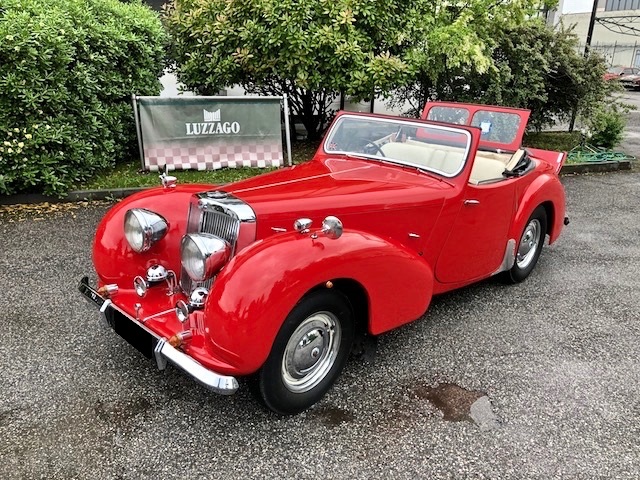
[144,143,283,171]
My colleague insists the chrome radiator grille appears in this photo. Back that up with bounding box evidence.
[200,210,240,247]
[180,191,254,294]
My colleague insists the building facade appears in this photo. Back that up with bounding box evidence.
[553,0,640,67]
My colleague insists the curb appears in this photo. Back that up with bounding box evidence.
[0,187,151,206]
[0,161,635,206]
[560,159,632,175]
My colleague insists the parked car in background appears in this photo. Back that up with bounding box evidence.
[605,66,640,81]
[619,70,640,90]
[79,102,568,415]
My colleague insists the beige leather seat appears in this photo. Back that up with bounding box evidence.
[469,157,506,184]
[379,142,430,165]
[380,142,465,175]
[428,149,463,174]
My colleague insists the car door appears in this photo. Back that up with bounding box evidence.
[435,179,516,284]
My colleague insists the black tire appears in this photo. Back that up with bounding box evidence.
[504,206,547,283]
[257,290,354,415]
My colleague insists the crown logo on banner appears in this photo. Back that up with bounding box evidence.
[203,109,221,122]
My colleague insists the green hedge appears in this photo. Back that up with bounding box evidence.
[0,0,166,196]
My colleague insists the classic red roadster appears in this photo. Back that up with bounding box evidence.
[80,102,568,414]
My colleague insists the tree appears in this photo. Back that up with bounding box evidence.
[164,0,541,140]
[165,0,420,139]
[0,0,166,196]
[388,0,544,117]
[391,19,613,134]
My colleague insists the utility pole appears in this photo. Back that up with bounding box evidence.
[584,0,599,56]
[569,0,599,131]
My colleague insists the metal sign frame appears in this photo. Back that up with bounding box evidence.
[132,94,293,171]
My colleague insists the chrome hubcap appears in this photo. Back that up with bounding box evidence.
[282,312,341,393]
[516,219,542,269]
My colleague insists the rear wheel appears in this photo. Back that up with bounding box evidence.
[257,290,354,415]
[504,206,547,283]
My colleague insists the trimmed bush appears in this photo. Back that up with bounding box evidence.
[0,0,166,196]
[585,104,626,150]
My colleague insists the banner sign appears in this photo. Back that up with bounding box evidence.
[133,96,291,172]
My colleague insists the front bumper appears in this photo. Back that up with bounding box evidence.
[78,276,238,395]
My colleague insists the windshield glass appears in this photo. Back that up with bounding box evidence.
[324,115,471,177]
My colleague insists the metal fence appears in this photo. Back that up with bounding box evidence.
[579,41,640,67]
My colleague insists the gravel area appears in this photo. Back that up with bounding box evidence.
[1,169,639,479]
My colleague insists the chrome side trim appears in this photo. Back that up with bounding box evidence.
[78,277,239,395]
[493,239,516,275]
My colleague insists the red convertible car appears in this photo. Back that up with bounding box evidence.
[80,102,568,415]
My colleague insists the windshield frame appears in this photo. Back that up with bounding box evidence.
[322,114,473,179]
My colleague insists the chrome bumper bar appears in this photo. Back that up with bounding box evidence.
[78,277,238,395]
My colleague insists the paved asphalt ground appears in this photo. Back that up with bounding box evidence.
[1,103,640,479]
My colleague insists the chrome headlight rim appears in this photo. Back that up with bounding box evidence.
[124,209,169,253]
[180,233,231,282]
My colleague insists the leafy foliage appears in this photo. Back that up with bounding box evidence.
[391,19,617,135]
[388,1,542,117]
[165,0,541,140]
[523,131,582,153]
[164,0,421,139]
[0,0,166,196]
[582,103,627,149]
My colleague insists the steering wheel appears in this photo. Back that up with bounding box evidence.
[362,140,386,157]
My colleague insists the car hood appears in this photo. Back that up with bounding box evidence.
[225,156,452,239]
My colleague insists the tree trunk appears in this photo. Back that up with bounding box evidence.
[301,90,322,141]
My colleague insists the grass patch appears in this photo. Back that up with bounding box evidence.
[76,140,320,191]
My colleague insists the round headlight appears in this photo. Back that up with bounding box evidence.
[181,233,231,282]
[124,209,169,253]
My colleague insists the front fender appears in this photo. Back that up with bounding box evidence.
[205,230,434,374]
[510,172,566,245]
[93,184,211,285]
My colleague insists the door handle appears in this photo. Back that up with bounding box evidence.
[464,199,480,205]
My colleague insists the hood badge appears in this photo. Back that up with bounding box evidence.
[206,190,229,199]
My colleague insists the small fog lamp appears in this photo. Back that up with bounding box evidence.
[321,216,343,239]
[294,218,313,233]
[146,264,168,282]
[190,287,209,308]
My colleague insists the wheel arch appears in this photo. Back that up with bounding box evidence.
[203,230,433,374]
[541,199,561,243]
[308,278,370,339]
[510,174,565,245]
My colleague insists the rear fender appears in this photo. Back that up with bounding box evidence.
[510,172,566,245]
[527,148,567,174]
[205,230,434,374]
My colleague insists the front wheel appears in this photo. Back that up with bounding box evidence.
[504,206,547,283]
[257,290,354,415]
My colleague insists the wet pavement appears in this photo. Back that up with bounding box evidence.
[1,170,640,478]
